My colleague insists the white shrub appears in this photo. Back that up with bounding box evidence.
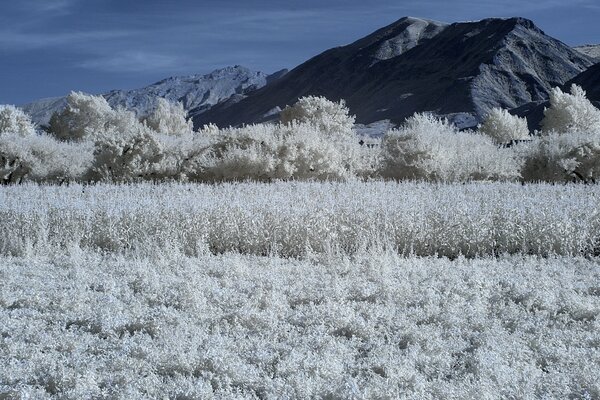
[522,132,600,183]
[88,128,164,182]
[0,105,37,136]
[478,108,530,143]
[541,84,600,134]
[280,96,356,137]
[144,98,193,136]
[1,181,599,258]
[49,92,145,141]
[0,133,93,184]
[203,122,362,182]
[379,113,520,182]
[0,134,33,184]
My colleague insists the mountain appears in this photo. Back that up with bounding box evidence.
[510,61,600,131]
[568,62,600,102]
[574,44,600,62]
[22,66,287,126]
[194,17,594,129]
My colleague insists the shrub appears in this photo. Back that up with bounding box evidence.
[0,105,37,136]
[49,92,144,141]
[521,133,600,183]
[88,128,164,182]
[0,133,93,184]
[379,113,520,182]
[541,84,600,134]
[143,98,193,136]
[478,108,530,144]
[203,122,361,182]
[280,96,356,137]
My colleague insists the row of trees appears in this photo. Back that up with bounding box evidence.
[1,85,600,184]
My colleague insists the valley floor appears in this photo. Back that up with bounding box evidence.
[1,181,599,399]
[1,252,599,399]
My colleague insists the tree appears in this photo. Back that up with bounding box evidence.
[521,133,600,183]
[541,84,600,134]
[379,113,520,182]
[143,98,193,136]
[49,92,144,141]
[280,96,355,137]
[478,108,530,144]
[0,105,36,136]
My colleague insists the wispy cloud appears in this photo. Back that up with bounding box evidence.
[78,51,184,73]
[0,30,134,50]
[17,0,81,15]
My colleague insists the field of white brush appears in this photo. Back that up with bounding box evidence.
[1,181,600,399]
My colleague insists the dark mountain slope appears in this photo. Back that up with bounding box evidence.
[194,17,593,129]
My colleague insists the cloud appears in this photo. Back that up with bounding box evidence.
[16,0,80,15]
[78,51,183,73]
[0,30,134,50]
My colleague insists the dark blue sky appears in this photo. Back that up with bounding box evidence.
[2,0,599,105]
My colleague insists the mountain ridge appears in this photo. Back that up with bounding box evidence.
[193,16,593,129]
[22,66,287,126]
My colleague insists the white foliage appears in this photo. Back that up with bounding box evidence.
[0,133,93,184]
[541,84,600,134]
[522,132,600,183]
[478,107,530,143]
[49,92,144,141]
[204,122,362,181]
[1,251,598,399]
[88,128,164,182]
[380,113,520,182]
[0,105,37,136]
[280,96,356,137]
[143,98,193,136]
[1,181,598,258]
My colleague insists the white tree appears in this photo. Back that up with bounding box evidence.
[478,108,530,144]
[201,121,362,182]
[0,105,37,136]
[0,133,93,184]
[541,84,600,134]
[49,92,145,141]
[280,96,356,137]
[379,113,520,182]
[144,98,193,136]
[521,133,600,183]
[88,128,164,182]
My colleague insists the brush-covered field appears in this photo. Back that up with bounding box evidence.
[1,181,600,399]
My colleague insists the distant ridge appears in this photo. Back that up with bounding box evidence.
[194,17,594,129]
[574,44,600,62]
[22,66,287,126]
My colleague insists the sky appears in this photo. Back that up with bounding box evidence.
[2,0,599,105]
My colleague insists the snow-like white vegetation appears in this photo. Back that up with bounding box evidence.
[478,107,530,144]
[2,88,599,399]
[142,98,194,136]
[379,113,521,181]
[4,89,600,184]
[541,84,600,134]
[280,95,356,137]
[1,181,598,258]
[0,105,37,137]
[1,250,599,399]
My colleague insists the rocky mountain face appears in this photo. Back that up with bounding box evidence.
[511,61,600,131]
[22,66,287,126]
[568,62,600,102]
[574,45,600,62]
[194,17,594,129]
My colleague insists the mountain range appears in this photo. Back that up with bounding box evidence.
[22,66,287,126]
[22,16,600,131]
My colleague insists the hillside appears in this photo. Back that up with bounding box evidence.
[194,17,593,129]
[574,44,600,61]
[22,66,286,126]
